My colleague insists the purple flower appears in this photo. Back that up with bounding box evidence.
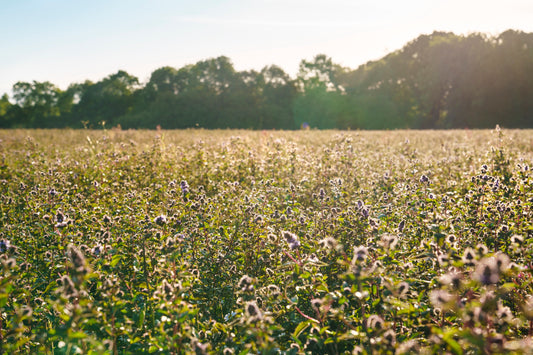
[282,231,300,250]
[154,215,167,225]
[180,180,189,194]
[0,239,10,253]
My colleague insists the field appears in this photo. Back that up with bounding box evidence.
[0,128,532,354]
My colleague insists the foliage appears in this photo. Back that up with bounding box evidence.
[2,30,533,129]
[0,127,532,353]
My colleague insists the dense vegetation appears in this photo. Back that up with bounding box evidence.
[0,127,532,353]
[1,29,533,130]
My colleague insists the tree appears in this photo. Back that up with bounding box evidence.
[258,65,297,129]
[0,94,14,128]
[294,55,353,129]
[73,71,140,127]
[11,81,65,127]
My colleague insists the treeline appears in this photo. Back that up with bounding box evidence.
[1,30,532,129]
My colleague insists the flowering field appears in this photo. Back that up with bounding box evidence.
[0,128,532,354]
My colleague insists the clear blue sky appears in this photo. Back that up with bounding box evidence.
[1,0,532,97]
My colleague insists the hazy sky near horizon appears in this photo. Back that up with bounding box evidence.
[1,0,532,97]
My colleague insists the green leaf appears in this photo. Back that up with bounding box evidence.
[443,331,463,355]
[293,320,311,338]
[0,294,8,308]
[110,254,123,267]
[68,330,87,339]
[137,308,145,328]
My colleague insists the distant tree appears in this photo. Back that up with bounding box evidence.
[11,81,65,127]
[4,30,533,130]
[0,94,11,117]
[74,70,140,128]
[0,94,14,128]
[258,65,297,129]
[294,54,353,129]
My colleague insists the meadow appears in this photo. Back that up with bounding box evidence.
[0,127,532,354]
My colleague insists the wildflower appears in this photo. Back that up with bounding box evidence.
[102,231,111,243]
[383,329,396,345]
[154,215,167,226]
[154,279,175,301]
[267,284,280,298]
[67,244,87,274]
[58,275,78,299]
[353,246,368,262]
[161,279,174,295]
[397,281,409,298]
[437,252,450,266]
[302,253,317,264]
[238,275,253,292]
[245,301,263,321]
[55,221,69,229]
[0,239,10,253]
[381,234,398,250]
[19,305,33,319]
[397,220,405,233]
[429,289,453,309]
[267,233,277,243]
[420,174,429,183]
[368,219,380,230]
[55,210,69,228]
[472,257,500,285]
[319,236,337,249]
[286,206,293,216]
[462,247,477,266]
[521,296,533,320]
[494,252,510,272]
[192,340,208,355]
[489,334,505,351]
[439,271,462,290]
[476,243,488,256]
[290,343,301,352]
[445,234,457,244]
[499,225,509,234]
[92,244,102,256]
[1,258,16,270]
[366,315,384,330]
[396,340,420,354]
[510,235,524,245]
[180,180,189,194]
[282,231,300,250]
[480,290,497,309]
[472,306,488,323]
[496,302,513,324]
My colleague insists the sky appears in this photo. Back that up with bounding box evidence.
[1,0,533,97]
